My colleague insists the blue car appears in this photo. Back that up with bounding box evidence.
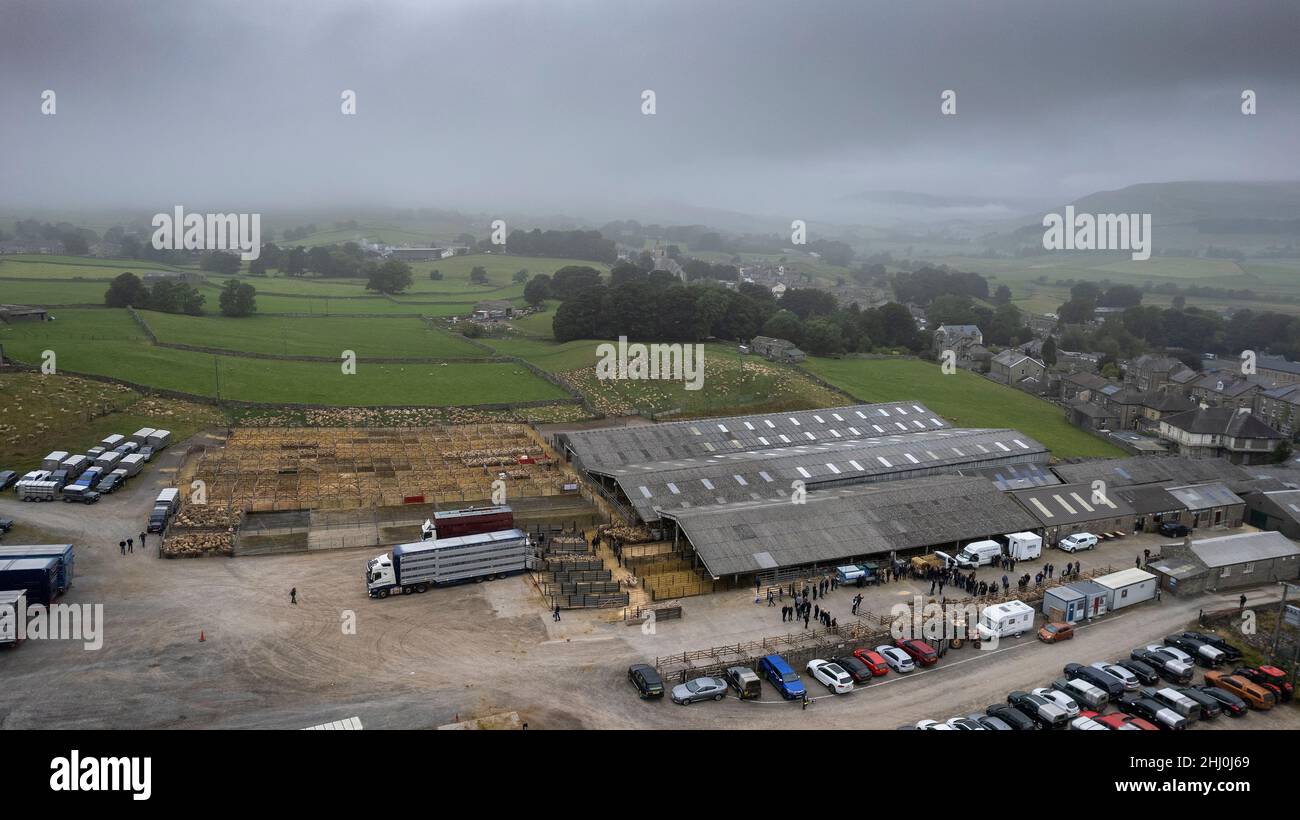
[759,654,806,700]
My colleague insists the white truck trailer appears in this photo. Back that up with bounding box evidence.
[118,453,147,477]
[1006,532,1043,561]
[42,451,70,471]
[130,427,156,445]
[366,528,530,598]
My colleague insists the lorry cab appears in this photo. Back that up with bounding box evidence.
[366,553,398,598]
[955,539,1002,569]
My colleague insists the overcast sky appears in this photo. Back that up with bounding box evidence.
[1,0,1297,225]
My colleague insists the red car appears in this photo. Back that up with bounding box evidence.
[1090,711,1158,731]
[895,638,938,667]
[852,648,889,676]
[1235,666,1294,702]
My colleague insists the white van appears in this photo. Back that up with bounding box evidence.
[1057,532,1099,552]
[977,600,1034,640]
[1006,532,1042,560]
[954,539,1002,568]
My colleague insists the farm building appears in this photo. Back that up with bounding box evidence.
[472,300,514,320]
[386,247,448,261]
[749,335,805,363]
[1050,456,1251,491]
[1242,489,1300,540]
[142,270,206,285]
[554,402,1049,525]
[1149,531,1300,596]
[1157,406,1286,465]
[658,474,1040,580]
[1163,482,1245,530]
[1009,482,1137,545]
[957,462,1061,491]
[0,304,50,323]
[1113,484,1191,533]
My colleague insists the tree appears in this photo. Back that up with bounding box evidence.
[550,265,603,301]
[218,279,257,317]
[1272,440,1293,464]
[803,318,846,355]
[512,269,529,284]
[1041,336,1058,367]
[761,310,805,346]
[994,285,1012,305]
[552,286,606,342]
[104,272,150,308]
[200,251,241,276]
[366,260,413,294]
[149,280,204,315]
[248,256,268,276]
[523,274,551,307]
[429,269,443,280]
[469,266,489,285]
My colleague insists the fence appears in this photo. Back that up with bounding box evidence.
[655,625,888,685]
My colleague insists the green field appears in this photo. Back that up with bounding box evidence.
[804,357,1125,458]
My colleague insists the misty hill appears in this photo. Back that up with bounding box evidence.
[1063,181,1300,227]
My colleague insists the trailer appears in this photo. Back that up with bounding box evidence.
[94,451,122,470]
[0,557,60,606]
[100,434,126,450]
[130,427,156,445]
[155,487,180,512]
[1006,532,1043,561]
[42,451,70,471]
[146,429,172,449]
[17,480,59,502]
[0,589,27,646]
[113,441,140,456]
[1043,585,1087,623]
[426,505,514,540]
[118,453,146,477]
[367,528,530,598]
[60,454,90,479]
[0,545,74,593]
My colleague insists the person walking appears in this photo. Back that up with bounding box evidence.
[127,538,133,554]
[119,540,126,556]
[139,531,147,549]
[552,604,561,622]
[803,612,810,629]
[1239,593,1247,611]
[768,590,775,607]
[290,587,297,605]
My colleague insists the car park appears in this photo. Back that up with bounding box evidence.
[1031,687,1080,718]
[1174,687,1221,719]
[724,666,762,700]
[875,645,916,673]
[1070,714,1109,730]
[1119,696,1187,730]
[1180,631,1243,663]
[832,655,874,684]
[759,654,806,700]
[671,676,728,704]
[807,659,854,694]
[974,713,1014,731]
[852,648,889,676]
[895,638,938,667]
[1007,691,1068,728]
[1157,521,1191,538]
[1038,622,1074,643]
[1057,532,1098,552]
[986,703,1038,730]
[1051,676,1108,710]
[1233,666,1294,702]
[1192,684,1248,717]
[1163,635,1225,667]
[1114,658,1160,686]
[0,470,16,491]
[945,716,986,730]
[1205,671,1275,710]
[1091,711,1158,731]
[1090,662,1139,692]
[1064,663,1124,698]
[628,664,665,699]
[1132,647,1194,684]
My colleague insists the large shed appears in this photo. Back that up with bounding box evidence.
[1009,482,1138,545]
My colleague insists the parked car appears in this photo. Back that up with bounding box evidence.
[1090,661,1140,691]
[1205,672,1275,710]
[1114,658,1160,686]
[1180,631,1243,663]
[895,637,938,667]
[1163,635,1225,667]
[1119,696,1187,730]
[1152,643,1196,667]
[944,716,986,730]
[1064,663,1124,698]
[832,655,874,684]
[1038,621,1074,643]
[759,654,806,700]
[852,648,889,676]
[0,470,17,491]
[96,473,125,494]
[0,517,13,532]
[874,645,915,673]
[1091,711,1157,731]
[139,445,155,462]
[724,666,762,700]
[1131,647,1194,684]
[1192,684,1248,717]
[628,664,665,699]
[807,659,854,694]
[1070,714,1109,730]
[914,719,953,730]
[1233,666,1294,702]
[974,713,1015,731]
[1031,687,1080,718]
[985,703,1037,730]
[1052,676,1108,710]
[1057,533,1099,552]
[1007,690,1068,728]
[671,676,728,705]
[1157,521,1191,538]
[1175,686,1222,719]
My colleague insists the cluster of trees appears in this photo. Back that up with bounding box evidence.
[505,229,617,263]
[365,260,413,294]
[892,267,990,305]
[1056,281,1143,323]
[8,219,94,254]
[927,295,1033,347]
[217,279,257,316]
[104,272,205,316]
[549,262,925,355]
[682,259,739,282]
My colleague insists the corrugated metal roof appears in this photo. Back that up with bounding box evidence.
[1190,531,1300,567]
[959,462,1061,491]
[662,474,1041,577]
[1052,456,1250,489]
[1164,482,1244,511]
[1010,482,1137,526]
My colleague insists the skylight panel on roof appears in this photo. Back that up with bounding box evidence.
[765,419,775,428]
[701,478,715,490]
[758,437,769,445]
[848,460,863,470]
[734,475,748,485]
[832,413,844,421]
[758,471,773,482]
[689,426,701,435]
[913,405,925,413]
[877,456,892,467]
[779,435,791,443]
[1069,492,1094,512]
[790,417,800,425]
[1030,498,1055,518]
[796,467,811,478]
[639,486,653,498]
[813,415,825,423]
[856,411,867,418]
[995,442,1011,451]
[826,463,841,474]
[743,421,755,430]
[1013,439,1028,449]
[1115,467,1133,480]
[804,432,815,440]
[830,430,842,438]
[952,448,965,456]
[912,420,925,428]
[878,409,890,416]
[667,483,680,494]
[895,423,907,430]
[849,427,861,435]
[1053,494,1077,515]
[717,424,728,432]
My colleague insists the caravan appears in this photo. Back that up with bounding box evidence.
[977,600,1034,640]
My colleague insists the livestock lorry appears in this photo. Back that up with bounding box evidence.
[367,528,531,598]
[425,505,514,539]
[0,557,61,606]
[0,545,75,593]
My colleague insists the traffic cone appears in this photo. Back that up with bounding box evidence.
[199,631,205,642]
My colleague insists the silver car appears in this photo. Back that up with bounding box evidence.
[671,676,728,705]
[875,645,916,673]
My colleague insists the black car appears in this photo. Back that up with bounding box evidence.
[1164,634,1224,667]
[1007,691,1068,728]
[0,470,17,491]
[1176,686,1222,719]
[1131,648,1194,684]
[1119,696,1186,730]
[628,664,664,699]
[1065,663,1124,698]
[1192,684,1248,717]
[974,714,1015,731]
[1157,521,1191,538]
[0,518,13,533]
[832,655,874,684]
[985,703,1037,731]
[1115,658,1160,686]
[96,473,124,494]
[1181,631,1243,662]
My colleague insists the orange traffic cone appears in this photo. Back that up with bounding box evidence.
[199,631,205,642]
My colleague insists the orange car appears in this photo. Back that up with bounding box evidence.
[1038,622,1074,643]
[1205,671,1275,710]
